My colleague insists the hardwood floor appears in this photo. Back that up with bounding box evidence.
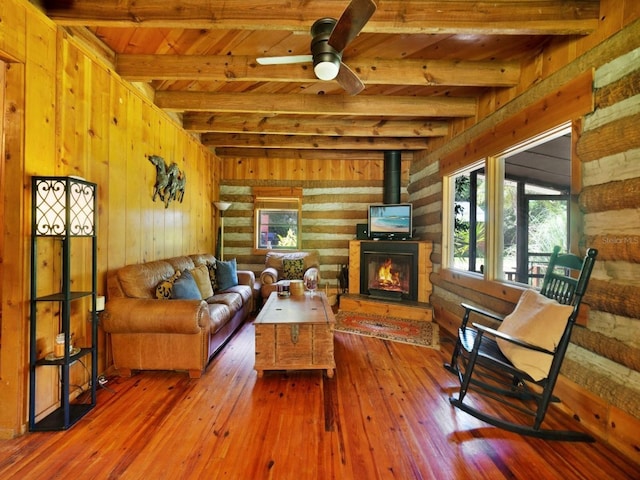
[1,320,637,479]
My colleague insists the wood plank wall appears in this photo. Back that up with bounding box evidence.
[0,0,218,437]
[409,12,640,463]
[219,157,411,292]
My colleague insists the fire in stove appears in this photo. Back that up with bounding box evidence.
[377,258,401,290]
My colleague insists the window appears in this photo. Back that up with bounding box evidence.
[447,125,572,287]
[253,187,302,251]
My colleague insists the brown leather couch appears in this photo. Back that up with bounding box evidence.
[103,253,255,378]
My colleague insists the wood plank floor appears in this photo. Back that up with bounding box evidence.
[1,320,638,479]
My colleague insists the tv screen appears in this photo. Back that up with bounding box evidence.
[368,203,413,240]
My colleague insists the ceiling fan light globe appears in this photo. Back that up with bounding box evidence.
[314,60,340,81]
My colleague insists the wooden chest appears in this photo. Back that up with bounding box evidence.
[254,292,335,377]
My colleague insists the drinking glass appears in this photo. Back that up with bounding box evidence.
[304,270,318,297]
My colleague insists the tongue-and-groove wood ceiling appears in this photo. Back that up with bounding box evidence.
[41,0,600,159]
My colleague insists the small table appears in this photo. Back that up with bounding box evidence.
[254,292,335,378]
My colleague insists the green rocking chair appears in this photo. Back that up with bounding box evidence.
[445,246,598,441]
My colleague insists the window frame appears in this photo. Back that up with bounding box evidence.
[443,124,575,287]
[253,187,302,254]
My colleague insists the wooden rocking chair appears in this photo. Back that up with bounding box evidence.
[445,246,598,441]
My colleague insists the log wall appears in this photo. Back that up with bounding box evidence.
[219,157,411,291]
[0,0,218,437]
[412,11,640,462]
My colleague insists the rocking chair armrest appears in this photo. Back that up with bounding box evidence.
[472,323,555,355]
[461,302,505,324]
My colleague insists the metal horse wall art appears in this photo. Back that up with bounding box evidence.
[149,155,187,208]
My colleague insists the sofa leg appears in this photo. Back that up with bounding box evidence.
[117,368,133,377]
[188,369,203,379]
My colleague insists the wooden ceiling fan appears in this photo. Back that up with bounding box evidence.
[256,0,377,95]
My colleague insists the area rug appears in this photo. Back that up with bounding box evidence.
[334,311,439,349]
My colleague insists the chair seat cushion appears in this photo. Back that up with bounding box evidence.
[497,289,573,381]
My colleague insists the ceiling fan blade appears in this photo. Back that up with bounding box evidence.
[256,55,313,65]
[328,0,378,53]
[336,61,365,95]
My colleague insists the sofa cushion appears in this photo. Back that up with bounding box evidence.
[208,292,243,316]
[216,258,239,290]
[221,284,253,305]
[118,260,176,299]
[171,269,202,300]
[206,261,218,291]
[282,258,305,280]
[497,289,573,381]
[207,303,232,334]
[190,264,214,298]
[155,271,182,299]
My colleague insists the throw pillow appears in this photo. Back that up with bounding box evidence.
[282,258,305,280]
[497,289,573,381]
[216,258,239,291]
[155,271,182,300]
[206,261,218,291]
[190,264,214,299]
[171,269,202,300]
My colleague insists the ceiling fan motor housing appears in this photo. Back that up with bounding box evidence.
[311,18,342,80]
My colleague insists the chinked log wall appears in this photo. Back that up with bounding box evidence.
[218,157,411,291]
[409,21,640,462]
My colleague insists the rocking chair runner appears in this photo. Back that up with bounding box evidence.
[445,246,598,441]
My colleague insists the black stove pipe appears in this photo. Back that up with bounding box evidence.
[383,150,401,204]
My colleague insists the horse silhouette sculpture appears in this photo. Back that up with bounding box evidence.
[149,155,187,208]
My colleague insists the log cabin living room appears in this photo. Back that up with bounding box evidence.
[0,0,639,478]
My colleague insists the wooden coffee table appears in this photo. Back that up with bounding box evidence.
[254,292,335,378]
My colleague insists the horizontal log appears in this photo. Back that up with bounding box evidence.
[576,112,640,162]
[579,177,640,212]
[202,133,430,150]
[583,235,640,262]
[571,328,640,372]
[155,92,478,117]
[585,278,640,320]
[562,357,640,419]
[117,55,520,87]
[46,0,600,35]
[215,148,414,161]
[595,68,640,110]
[184,113,448,137]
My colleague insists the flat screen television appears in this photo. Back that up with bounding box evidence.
[367,203,413,240]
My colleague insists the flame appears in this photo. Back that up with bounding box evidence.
[377,258,400,287]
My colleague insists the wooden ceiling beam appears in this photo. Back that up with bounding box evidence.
[155,92,477,117]
[183,113,448,137]
[116,55,521,87]
[201,133,429,150]
[45,0,600,35]
[213,148,416,161]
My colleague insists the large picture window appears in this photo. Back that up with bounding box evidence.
[253,187,302,251]
[447,125,571,286]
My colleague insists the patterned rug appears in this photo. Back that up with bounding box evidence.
[334,311,439,349]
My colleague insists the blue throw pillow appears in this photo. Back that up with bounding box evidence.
[171,269,202,300]
[216,258,238,291]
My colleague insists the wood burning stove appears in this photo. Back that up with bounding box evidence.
[359,241,419,301]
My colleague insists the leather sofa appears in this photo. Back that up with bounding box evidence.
[102,253,255,378]
[258,250,321,303]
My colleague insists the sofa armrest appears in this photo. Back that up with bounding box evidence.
[237,269,255,287]
[260,267,279,285]
[102,298,209,334]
